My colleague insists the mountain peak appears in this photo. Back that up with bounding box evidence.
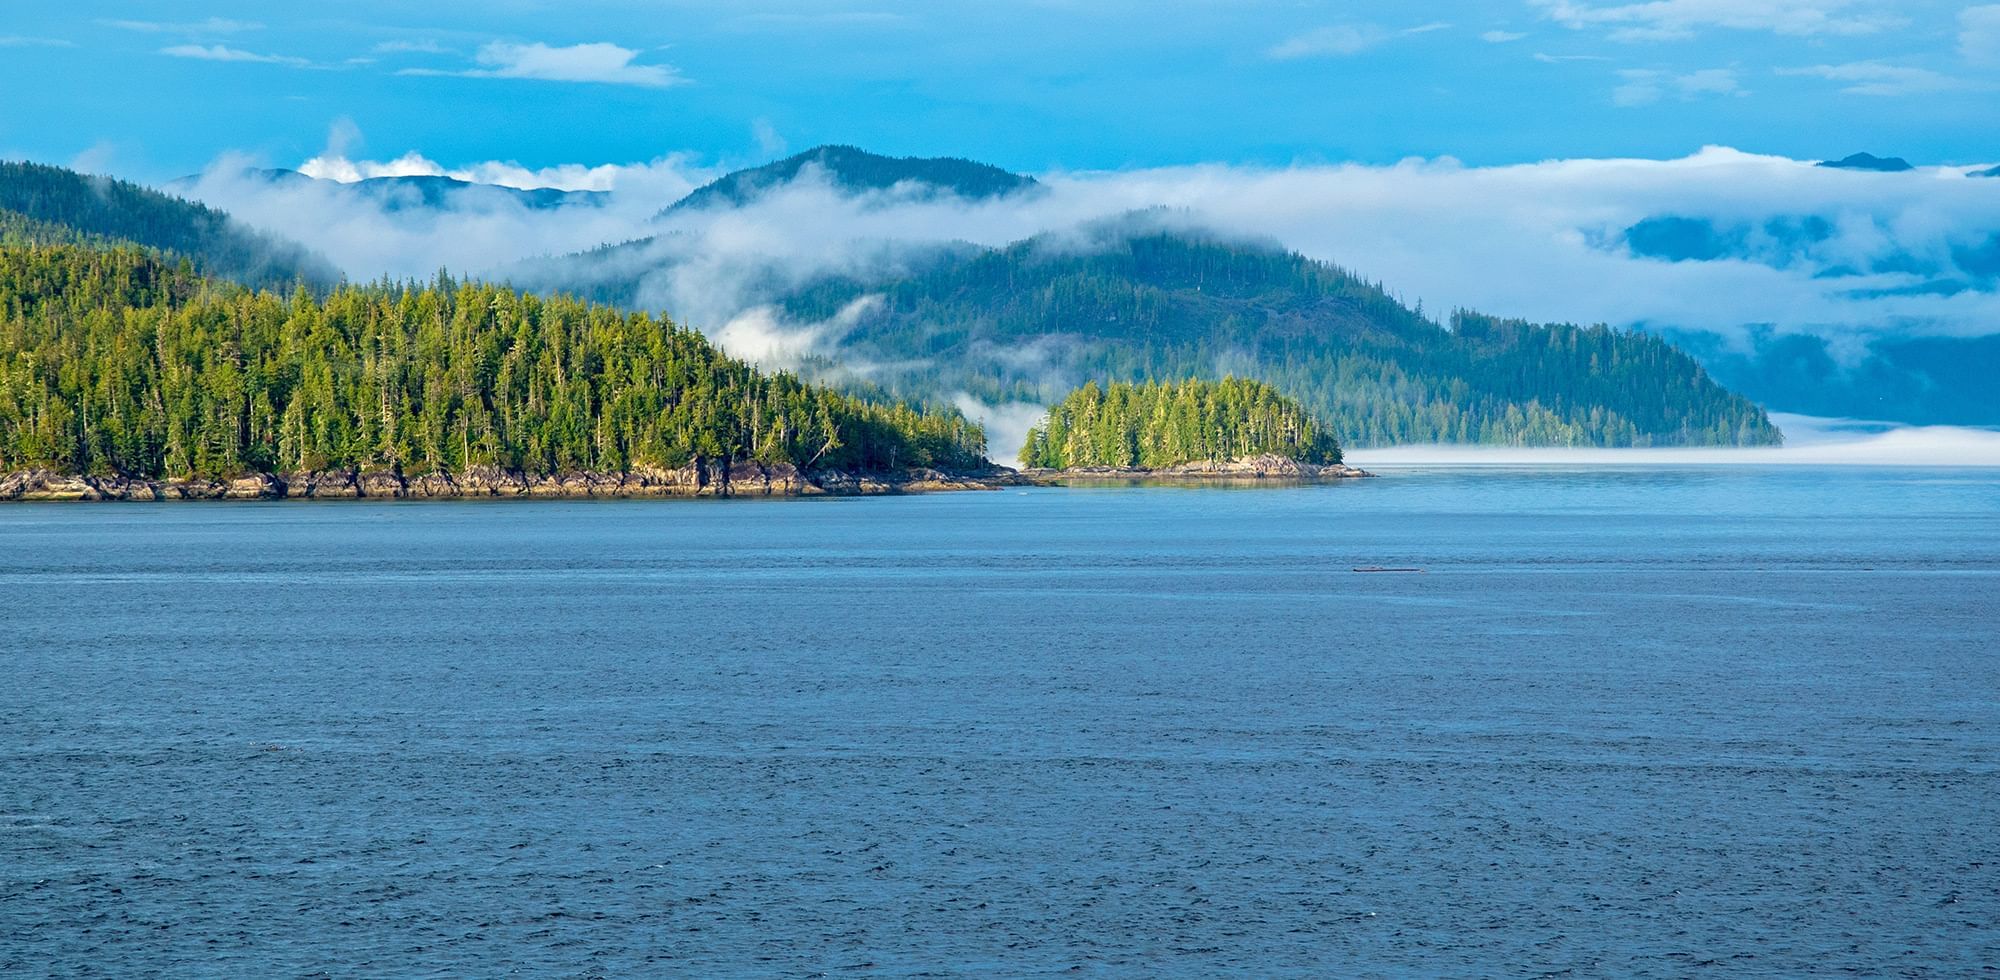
[664,145,1039,213]
[1817,152,1914,172]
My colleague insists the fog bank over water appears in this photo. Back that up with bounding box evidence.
[1350,415,2000,468]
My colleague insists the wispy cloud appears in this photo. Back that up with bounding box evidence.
[160,44,312,68]
[373,39,451,55]
[0,35,74,47]
[103,18,261,34]
[1613,67,1745,106]
[1533,0,1902,42]
[1267,22,1447,60]
[1481,30,1528,43]
[1777,61,1964,96]
[1534,52,1614,63]
[1267,25,1389,59]
[400,41,684,88]
[1961,5,2000,65]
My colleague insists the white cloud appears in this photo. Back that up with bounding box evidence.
[104,18,260,34]
[373,39,450,55]
[296,150,670,193]
[1534,52,1614,62]
[1353,418,2000,467]
[751,118,789,158]
[1961,5,2000,64]
[1481,30,1528,42]
[1777,61,1964,95]
[1614,67,1745,105]
[403,41,684,88]
[159,44,311,67]
[1267,24,1389,59]
[1533,0,1901,41]
[176,145,2000,395]
[175,147,719,279]
[0,35,74,47]
[1267,22,1453,59]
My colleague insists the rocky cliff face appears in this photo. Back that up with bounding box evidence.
[0,461,1026,502]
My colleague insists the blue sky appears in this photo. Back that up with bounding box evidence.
[3,1,1999,180]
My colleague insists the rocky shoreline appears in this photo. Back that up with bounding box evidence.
[0,461,1031,501]
[0,454,1372,501]
[1024,453,1373,482]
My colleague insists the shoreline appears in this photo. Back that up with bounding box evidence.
[0,462,1033,502]
[0,454,1373,501]
[1025,454,1373,483]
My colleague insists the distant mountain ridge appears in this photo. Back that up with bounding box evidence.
[0,160,338,288]
[771,218,1780,447]
[1817,152,1914,172]
[515,205,1781,448]
[662,145,1040,214]
[171,168,610,211]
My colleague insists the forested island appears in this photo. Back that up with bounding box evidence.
[0,245,1001,500]
[1020,379,1368,480]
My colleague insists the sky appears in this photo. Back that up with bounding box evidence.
[4,1,2000,181]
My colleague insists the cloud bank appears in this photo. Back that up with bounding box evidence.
[401,42,684,88]
[1354,414,2000,466]
[173,144,2000,376]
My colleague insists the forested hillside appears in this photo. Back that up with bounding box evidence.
[1021,378,1342,469]
[0,245,986,482]
[777,225,1783,447]
[0,161,338,290]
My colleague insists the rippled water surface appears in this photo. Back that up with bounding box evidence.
[3,466,1997,975]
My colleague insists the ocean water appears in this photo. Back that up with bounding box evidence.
[1,466,1996,976]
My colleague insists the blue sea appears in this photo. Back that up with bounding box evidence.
[2,466,1996,976]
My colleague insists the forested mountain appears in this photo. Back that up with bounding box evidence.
[1022,378,1342,469]
[769,222,1781,447]
[170,168,611,212]
[664,145,1040,213]
[0,245,986,482]
[0,161,338,289]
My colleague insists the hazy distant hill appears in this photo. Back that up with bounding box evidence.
[518,209,1779,447]
[0,160,338,288]
[1617,207,2000,425]
[663,145,1040,214]
[172,168,611,212]
[776,220,1780,447]
[1817,152,1914,172]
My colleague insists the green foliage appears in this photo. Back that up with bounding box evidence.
[1021,377,1342,469]
[0,245,986,480]
[0,160,339,290]
[776,225,1784,448]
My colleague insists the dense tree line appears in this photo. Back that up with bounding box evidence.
[0,245,987,480]
[1020,378,1342,469]
[770,225,1783,448]
[0,160,338,290]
